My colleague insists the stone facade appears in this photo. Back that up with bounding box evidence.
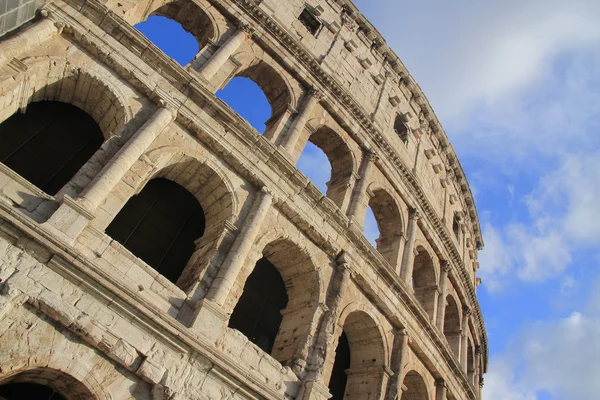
[0,0,487,399]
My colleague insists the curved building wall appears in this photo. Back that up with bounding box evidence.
[0,0,487,399]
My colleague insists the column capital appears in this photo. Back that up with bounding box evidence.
[236,21,254,38]
[308,87,325,100]
[408,207,420,220]
[463,306,472,316]
[259,185,273,196]
[436,378,448,389]
[440,260,451,273]
[366,150,379,163]
[157,99,178,117]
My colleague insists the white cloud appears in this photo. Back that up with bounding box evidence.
[355,0,600,122]
[488,312,600,400]
[479,151,600,288]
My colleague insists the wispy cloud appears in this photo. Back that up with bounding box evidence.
[485,311,600,400]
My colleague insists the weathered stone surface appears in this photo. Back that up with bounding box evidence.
[0,0,487,399]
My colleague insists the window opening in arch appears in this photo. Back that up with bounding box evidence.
[394,114,409,144]
[299,7,322,35]
[297,141,331,194]
[0,101,103,195]
[412,249,437,319]
[328,331,350,400]
[443,296,461,357]
[452,213,461,239]
[467,340,475,385]
[216,77,271,134]
[229,257,288,354]
[135,16,199,65]
[400,371,429,400]
[367,190,403,266]
[106,178,205,284]
[0,382,66,400]
[364,205,379,247]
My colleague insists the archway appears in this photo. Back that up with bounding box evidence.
[0,368,96,400]
[400,370,429,400]
[328,310,387,400]
[0,101,103,195]
[394,114,409,144]
[216,77,271,133]
[135,16,198,65]
[229,237,321,366]
[301,126,354,208]
[367,189,403,267]
[134,0,216,65]
[106,178,206,284]
[229,257,288,354]
[412,247,437,320]
[443,295,461,357]
[467,339,475,385]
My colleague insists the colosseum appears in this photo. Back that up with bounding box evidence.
[0,0,487,398]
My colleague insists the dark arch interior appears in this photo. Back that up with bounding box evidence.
[106,178,205,284]
[0,101,104,195]
[328,331,350,400]
[0,382,66,400]
[229,257,288,354]
[394,114,408,143]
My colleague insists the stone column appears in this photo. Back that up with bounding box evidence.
[302,255,351,400]
[399,207,420,283]
[460,307,472,371]
[281,89,322,156]
[0,15,61,67]
[436,261,451,331]
[77,106,174,212]
[384,328,409,400]
[346,151,377,224]
[206,187,273,307]
[435,379,448,400]
[198,26,250,81]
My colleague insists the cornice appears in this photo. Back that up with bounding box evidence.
[48,0,487,374]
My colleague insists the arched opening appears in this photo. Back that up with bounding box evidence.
[364,205,379,247]
[467,340,475,385]
[228,238,321,366]
[443,295,461,357]
[229,257,288,354]
[106,178,206,284]
[328,332,350,400]
[135,16,199,65]
[400,370,429,400]
[218,61,292,136]
[302,126,354,208]
[0,368,95,400]
[412,248,438,320]
[0,101,103,195]
[328,311,387,399]
[452,213,461,240]
[216,77,271,133]
[296,141,330,195]
[394,114,409,144]
[367,189,403,267]
[134,0,215,65]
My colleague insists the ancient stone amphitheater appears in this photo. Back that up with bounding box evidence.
[0,0,487,399]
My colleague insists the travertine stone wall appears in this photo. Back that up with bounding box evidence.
[0,0,487,399]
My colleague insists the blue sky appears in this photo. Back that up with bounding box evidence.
[137,1,600,397]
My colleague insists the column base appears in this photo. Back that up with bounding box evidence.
[302,380,331,400]
[190,299,230,343]
[43,195,93,244]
